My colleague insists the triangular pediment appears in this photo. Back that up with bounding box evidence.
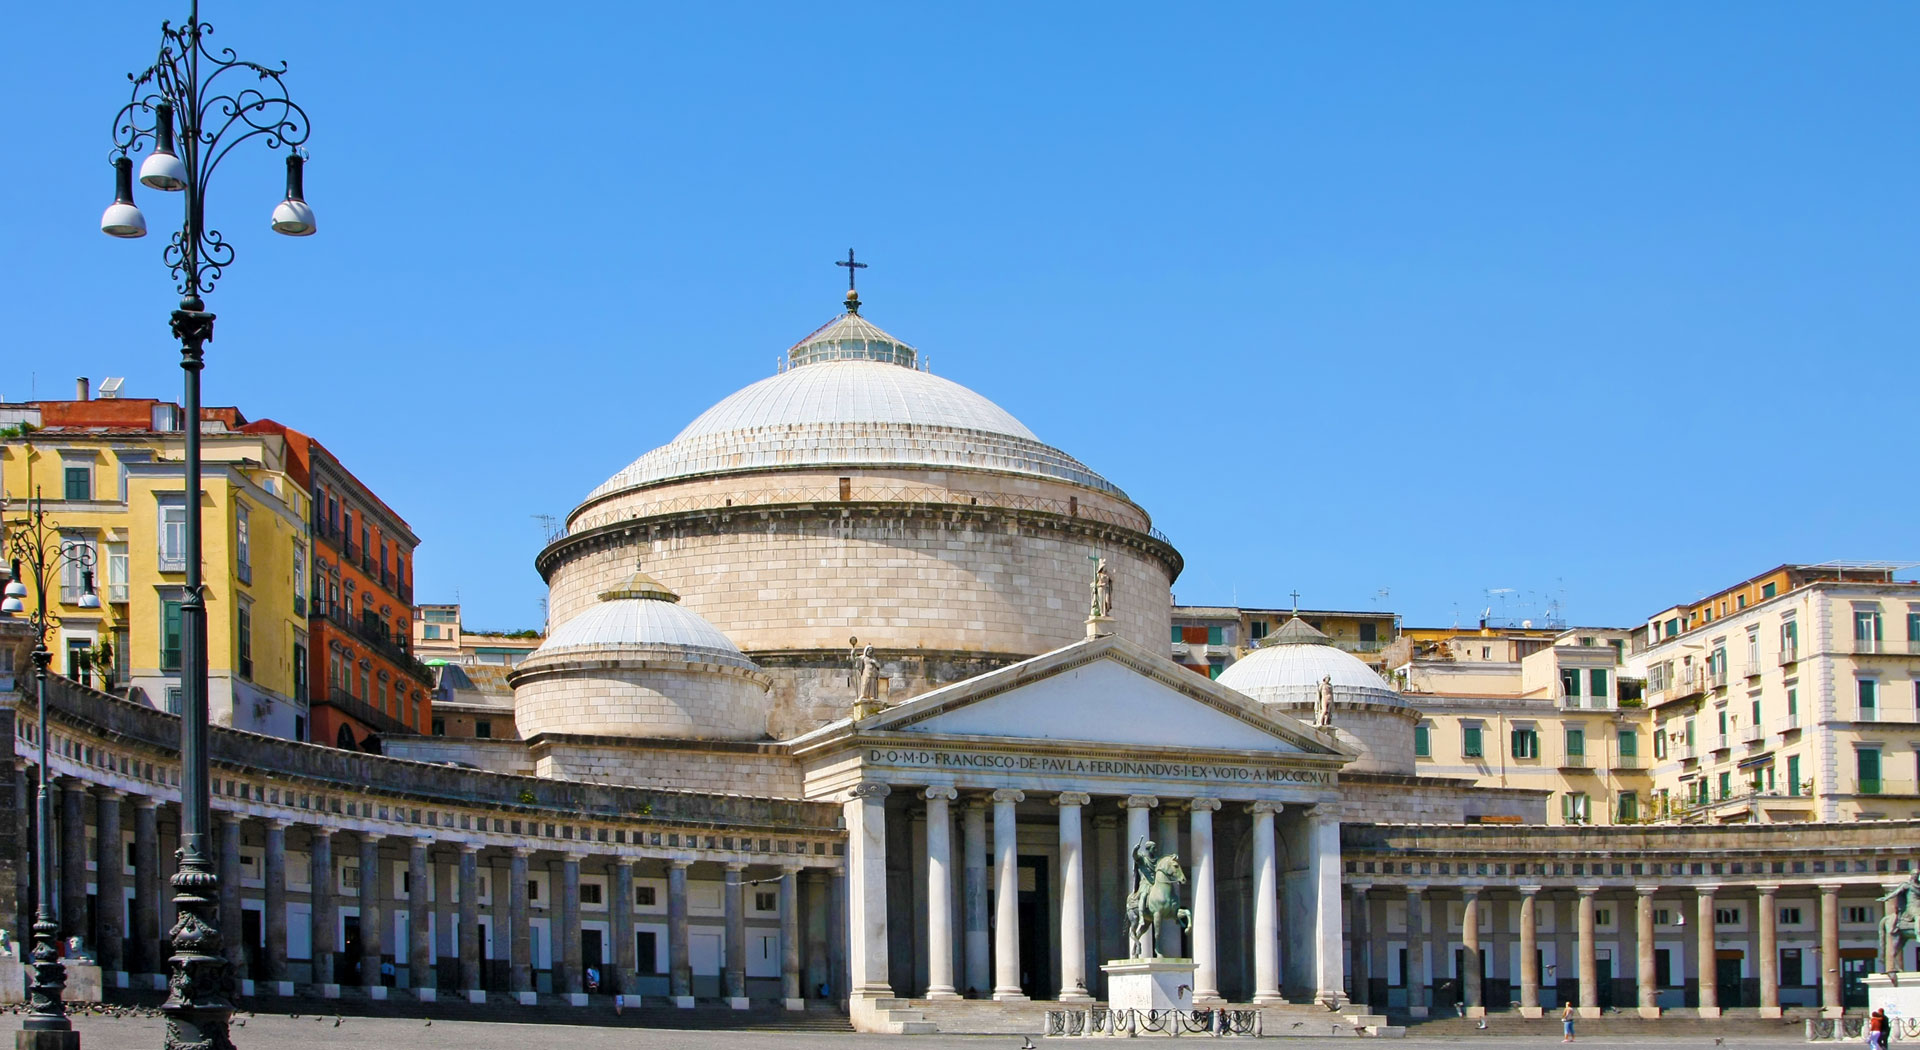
[850,634,1352,758]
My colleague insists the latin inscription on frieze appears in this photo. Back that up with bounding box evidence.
[864,748,1332,785]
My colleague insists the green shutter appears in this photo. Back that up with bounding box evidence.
[1858,749,1882,794]
[1589,669,1608,699]
[1787,755,1801,795]
[1463,725,1483,758]
[1171,626,1182,644]
[1207,625,1223,646]
[1618,731,1637,758]
[161,601,183,672]
[1414,725,1430,758]
[1567,729,1585,758]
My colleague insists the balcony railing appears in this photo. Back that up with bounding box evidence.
[323,685,412,737]
[1854,778,1920,797]
[1652,669,1705,701]
[1739,663,1763,680]
[1708,668,1729,689]
[1737,723,1764,745]
[1779,643,1799,666]
[1711,734,1731,752]
[1849,637,1920,655]
[1777,712,1801,733]
[1610,753,1645,772]
[1677,742,1698,761]
[1855,705,1919,724]
[107,583,129,603]
[313,604,434,685]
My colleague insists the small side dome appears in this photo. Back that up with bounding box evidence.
[510,571,771,741]
[1217,617,1416,775]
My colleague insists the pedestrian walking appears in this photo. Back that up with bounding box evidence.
[1867,1007,1889,1050]
[1561,1001,1575,1043]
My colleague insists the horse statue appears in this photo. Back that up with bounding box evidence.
[1882,868,1920,971]
[1125,838,1192,958]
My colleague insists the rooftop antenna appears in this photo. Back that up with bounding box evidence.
[1373,587,1390,607]
[533,513,561,545]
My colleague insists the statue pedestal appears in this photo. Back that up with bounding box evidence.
[1086,615,1115,640]
[1866,971,1920,1016]
[1101,958,1197,1012]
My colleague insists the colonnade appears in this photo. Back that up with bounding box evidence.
[844,782,1344,1008]
[25,771,843,1008]
[1346,880,1883,1019]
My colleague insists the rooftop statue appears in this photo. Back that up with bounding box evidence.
[849,639,880,702]
[1882,867,1920,970]
[1314,675,1334,728]
[1091,557,1114,620]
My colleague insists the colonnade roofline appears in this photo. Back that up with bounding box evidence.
[15,675,848,873]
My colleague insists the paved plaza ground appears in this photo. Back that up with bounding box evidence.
[44,1012,1820,1050]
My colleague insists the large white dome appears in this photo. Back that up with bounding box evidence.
[580,311,1126,506]
[1216,617,1405,707]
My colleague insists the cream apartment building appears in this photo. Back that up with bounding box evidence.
[1400,629,1652,825]
[1636,563,1920,823]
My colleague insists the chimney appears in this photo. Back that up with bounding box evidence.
[76,377,90,402]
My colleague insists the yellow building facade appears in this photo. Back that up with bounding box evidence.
[1634,565,1920,823]
[2,414,311,738]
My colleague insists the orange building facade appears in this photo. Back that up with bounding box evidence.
[244,421,429,747]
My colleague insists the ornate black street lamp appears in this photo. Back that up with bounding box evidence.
[3,473,102,1050]
[100,3,314,1047]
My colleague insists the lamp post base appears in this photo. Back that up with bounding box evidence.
[16,1032,80,1050]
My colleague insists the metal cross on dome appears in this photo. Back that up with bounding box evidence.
[836,248,867,292]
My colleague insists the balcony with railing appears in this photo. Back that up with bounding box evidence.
[1711,733,1731,753]
[1650,668,1706,703]
[1737,723,1765,745]
[1708,668,1729,690]
[1776,711,1801,734]
[1609,753,1648,773]
[1851,637,1920,656]
[1738,662,1764,680]
[1852,777,1920,798]
[1778,643,1799,666]
[322,685,412,736]
[312,604,434,685]
[1854,703,1920,725]
[107,582,129,603]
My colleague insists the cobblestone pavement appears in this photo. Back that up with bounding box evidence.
[47,1013,1820,1050]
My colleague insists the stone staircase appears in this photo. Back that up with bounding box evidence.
[1404,1008,1821,1039]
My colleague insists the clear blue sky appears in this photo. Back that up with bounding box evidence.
[10,3,1917,632]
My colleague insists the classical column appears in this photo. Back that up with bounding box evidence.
[961,798,989,997]
[559,853,583,1004]
[1819,885,1841,1018]
[1519,886,1541,1017]
[1635,886,1659,1017]
[1249,801,1282,1004]
[845,781,893,1005]
[1406,884,1429,1018]
[990,788,1027,1001]
[1696,884,1719,1018]
[262,818,289,995]
[409,837,434,1001]
[1054,791,1092,1002]
[217,812,243,987]
[1308,809,1346,1008]
[1155,802,1182,958]
[58,779,87,948]
[311,828,337,995]
[458,844,482,1003]
[94,789,126,985]
[612,860,635,998]
[1576,886,1599,1018]
[132,797,161,985]
[360,835,384,999]
[508,848,533,1005]
[722,862,747,1008]
[1756,884,1780,1018]
[922,787,960,1000]
[667,857,693,1007]
[1348,883,1372,1008]
[1123,795,1158,957]
[1463,888,1484,1018]
[1188,798,1221,1003]
[827,869,849,1004]
[780,866,804,1010]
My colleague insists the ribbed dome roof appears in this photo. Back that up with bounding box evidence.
[527,572,756,671]
[1216,617,1404,706]
[581,311,1126,504]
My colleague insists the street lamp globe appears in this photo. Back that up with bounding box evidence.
[269,152,316,236]
[138,103,189,191]
[100,155,148,238]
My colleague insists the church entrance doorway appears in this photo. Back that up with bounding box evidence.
[341,914,363,985]
[1017,855,1051,1000]
[581,928,604,993]
[1715,951,1744,1008]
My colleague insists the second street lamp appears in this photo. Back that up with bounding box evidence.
[101,2,315,1048]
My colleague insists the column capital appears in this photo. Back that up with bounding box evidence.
[1697,883,1722,894]
[1124,794,1160,810]
[1754,884,1781,895]
[1818,884,1840,897]
[921,785,958,802]
[1247,800,1283,815]
[667,855,694,870]
[563,851,588,863]
[1576,885,1601,897]
[460,841,482,855]
[1463,886,1484,901]
[849,781,892,801]
[259,813,286,827]
[990,788,1025,804]
[509,845,535,858]
[1406,884,1429,896]
[781,864,805,876]
[413,835,435,848]
[94,785,126,800]
[1350,882,1373,895]
[724,862,748,874]
[1519,884,1543,896]
[1052,792,1091,807]
[1188,797,1222,812]
[1636,885,1661,897]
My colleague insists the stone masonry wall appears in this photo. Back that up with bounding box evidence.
[530,737,803,797]
[545,510,1173,660]
[513,660,771,741]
